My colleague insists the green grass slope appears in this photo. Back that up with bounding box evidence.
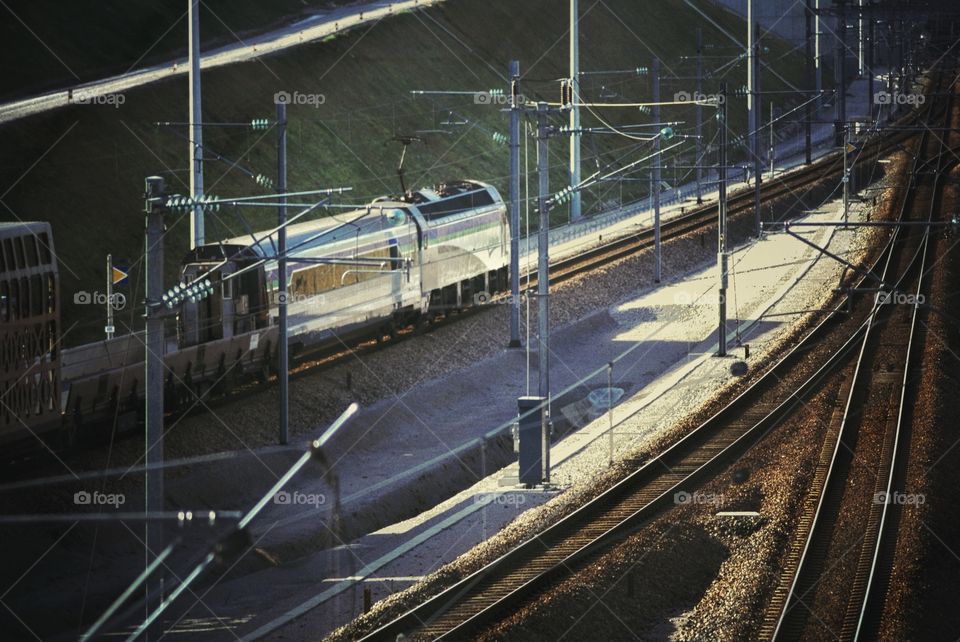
[0,0,356,100]
[0,0,808,345]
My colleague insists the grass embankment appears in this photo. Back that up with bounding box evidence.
[0,0,808,344]
[0,0,358,100]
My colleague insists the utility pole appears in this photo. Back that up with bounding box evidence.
[815,0,822,110]
[747,0,757,150]
[509,60,522,348]
[769,101,775,177]
[887,19,897,100]
[277,101,289,446]
[106,254,115,340]
[805,0,814,164]
[188,0,204,248]
[858,0,865,77]
[836,1,847,145]
[718,83,728,358]
[907,24,914,82]
[843,125,850,224]
[653,57,662,283]
[898,19,904,107]
[143,176,167,641]
[867,14,875,121]
[747,0,755,121]
[904,27,910,82]
[887,27,894,99]
[695,28,704,205]
[606,362,614,466]
[752,20,762,236]
[569,0,581,222]
[536,102,551,484]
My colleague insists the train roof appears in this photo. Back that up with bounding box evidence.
[0,221,51,239]
[219,204,404,260]
[206,180,502,261]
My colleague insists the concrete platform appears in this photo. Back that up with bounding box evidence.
[166,173,885,640]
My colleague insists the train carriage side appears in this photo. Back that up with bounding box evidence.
[266,204,424,348]
[0,222,62,449]
[17,179,510,451]
[413,181,509,313]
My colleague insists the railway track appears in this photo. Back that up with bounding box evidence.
[353,78,946,642]
[278,109,919,385]
[544,106,921,286]
[5,74,936,642]
[762,71,955,642]
[356,256,872,640]
[25,91,918,466]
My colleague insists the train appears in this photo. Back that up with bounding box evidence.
[0,222,61,448]
[1,180,509,450]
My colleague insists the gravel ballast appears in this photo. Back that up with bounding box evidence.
[319,156,897,642]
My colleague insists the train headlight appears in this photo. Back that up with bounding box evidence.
[163,278,215,309]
